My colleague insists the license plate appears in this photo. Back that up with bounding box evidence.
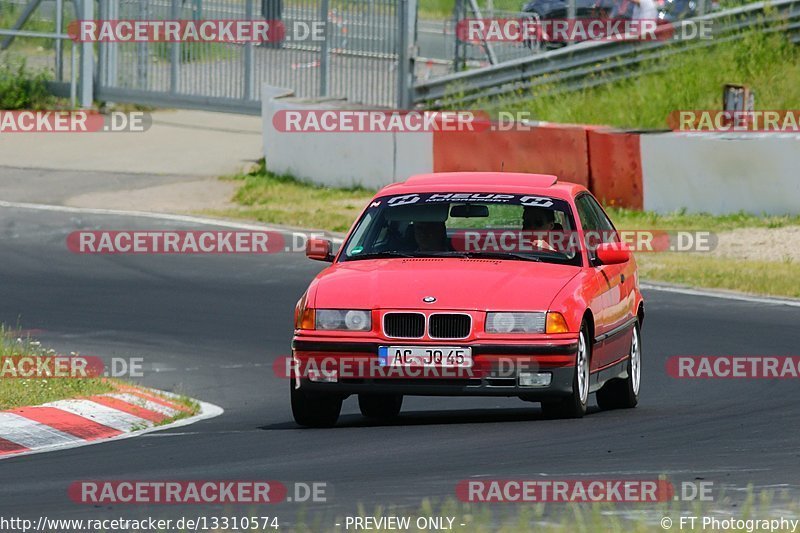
[378,346,472,368]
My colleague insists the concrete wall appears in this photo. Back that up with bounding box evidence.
[641,133,800,215]
[262,92,433,189]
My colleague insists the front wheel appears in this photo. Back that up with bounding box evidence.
[291,381,342,428]
[596,321,641,410]
[358,394,403,419]
[541,322,590,419]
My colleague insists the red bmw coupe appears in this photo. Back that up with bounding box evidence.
[291,172,643,427]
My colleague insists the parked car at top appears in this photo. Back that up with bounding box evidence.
[520,0,698,48]
[290,172,644,427]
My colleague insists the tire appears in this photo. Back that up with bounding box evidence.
[541,322,590,419]
[596,321,641,410]
[291,380,342,428]
[358,394,403,419]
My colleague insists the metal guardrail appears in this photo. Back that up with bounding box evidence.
[412,0,800,107]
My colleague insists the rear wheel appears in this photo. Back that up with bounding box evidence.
[541,322,590,419]
[596,321,641,410]
[291,381,342,428]
[358,394,403,419]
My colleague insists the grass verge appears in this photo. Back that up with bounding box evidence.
[610,208,800,298]
[608,207,800,232]
[636,254,800,299]
[0,325,199,423]
[0,325,113,410]
[475,30,800,129]
[203,160,375,233]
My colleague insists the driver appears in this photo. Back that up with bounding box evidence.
[522,206,557,251]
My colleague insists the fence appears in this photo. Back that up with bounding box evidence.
[0,0,416,110]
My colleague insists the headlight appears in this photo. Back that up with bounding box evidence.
[315,309,371,331]
[486,312,545,334]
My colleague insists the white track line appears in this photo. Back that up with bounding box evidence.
[0,199,288,231]
[0,199,345,243]
[641,283,800,308]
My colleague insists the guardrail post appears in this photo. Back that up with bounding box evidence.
[170,0,181,94]
[107,0,119,88]
[79,0,94,108]
[244,0,254,100]
[71,41,78,108]
[136,0,148,90]
[319,0,330,97]
[453,0,465,71]
[396,0,417,108]
[55,0,63,81]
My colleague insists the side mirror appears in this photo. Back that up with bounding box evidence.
[306,238,333,262]
[595,242,631,265]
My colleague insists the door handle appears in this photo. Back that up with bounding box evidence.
[620,274,626,284]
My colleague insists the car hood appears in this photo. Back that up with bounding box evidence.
[310,258,581,311]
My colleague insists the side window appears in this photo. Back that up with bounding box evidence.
[585,195,616,233]
[344,211,375,255]
[575,196,600,232]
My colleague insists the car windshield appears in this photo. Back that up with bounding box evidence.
[340,192,582,266]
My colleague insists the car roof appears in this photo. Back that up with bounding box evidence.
[376,172,587,200]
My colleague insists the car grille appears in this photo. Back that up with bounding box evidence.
[429,314,471,339]
[384,313,425,338]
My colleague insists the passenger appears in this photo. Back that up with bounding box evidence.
[413,221,448,252]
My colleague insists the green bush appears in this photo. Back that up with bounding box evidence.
[0,61,54,110]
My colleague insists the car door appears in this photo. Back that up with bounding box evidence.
[575,194,632,370]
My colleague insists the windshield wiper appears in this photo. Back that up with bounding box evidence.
[346,250,417,260]
[347,250,544,262]
[461,251,542,262]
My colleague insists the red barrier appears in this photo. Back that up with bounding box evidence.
[431,120,644,209]
[432,123,591,187]
[587,129,643,209]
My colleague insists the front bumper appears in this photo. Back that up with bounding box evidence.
[291,339,578,399]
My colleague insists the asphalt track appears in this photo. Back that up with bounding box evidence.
[1,205,799,528]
